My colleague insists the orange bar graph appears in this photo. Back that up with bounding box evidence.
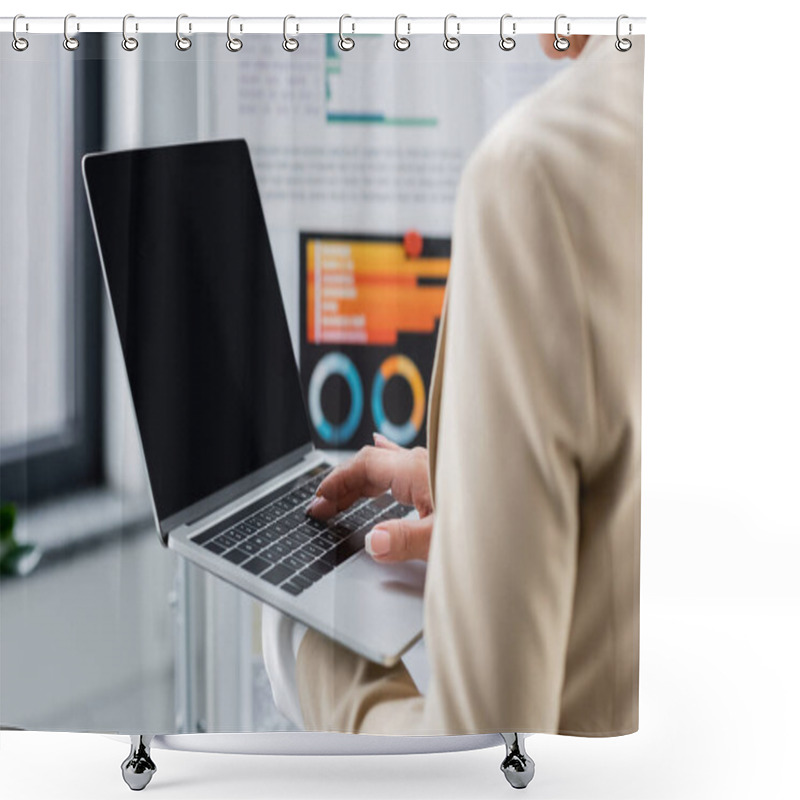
[306,238,448,346]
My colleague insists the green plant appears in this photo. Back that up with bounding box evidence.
[1,502,41,576]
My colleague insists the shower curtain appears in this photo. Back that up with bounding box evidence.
[0,19,644,740]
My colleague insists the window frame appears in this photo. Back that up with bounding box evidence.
[0,38,105,505]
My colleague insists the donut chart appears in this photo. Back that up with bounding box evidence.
[300,232,451,449]
[371,355,426,446]
[308,352,364,445]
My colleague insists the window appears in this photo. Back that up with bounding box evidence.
[0,38,104,504]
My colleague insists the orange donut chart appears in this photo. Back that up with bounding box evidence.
[371,354,426,445]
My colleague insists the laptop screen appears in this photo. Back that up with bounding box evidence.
[83,140,312,527]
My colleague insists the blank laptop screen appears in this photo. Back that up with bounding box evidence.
[83,140,311,524]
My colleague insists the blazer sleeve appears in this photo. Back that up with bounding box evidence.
[295,131,596,734]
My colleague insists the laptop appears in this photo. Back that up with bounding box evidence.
[82,139,425,667]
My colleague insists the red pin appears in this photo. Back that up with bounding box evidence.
[403,229,423,259]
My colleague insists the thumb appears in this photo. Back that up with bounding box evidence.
[364,515,433,563]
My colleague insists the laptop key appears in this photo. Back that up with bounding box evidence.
[242,556,271,576]
[191,528,218,546]
[216,533,237,549]
[328,524,352,541]
[262,544,282,561]
[306,558,334,576]
[292,572,314,590]
[273,518,294,535]
[281,580,304,596]
[203,540,226,554]
[295,527,317,543]
[271,540,292,557]
[301,542,327,558]
[259,548,280,564]
[299,567,324,585]
[316,538,360,568]
[295,523,321,540]
[371,493,395,510]
[295,549,316,565]
[223,547,250,565]
[283,530,308,549]
[310,535,335,552]
[282,555,306,573]
[262,562,294,586]
[318,531,340,547]
[347,508,373,526]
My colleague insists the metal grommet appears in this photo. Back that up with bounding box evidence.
[615,14,632,52]
[63,13,79,51]
[499,14,516,51]
[338,14,355,51]
[443,14,460,51]
[283,15,299,51]
[175,14,192,51]
[553,14,570,52]
[394,14,410,51]
[121,14,138,51]
[226,14,242,52]
[11,14,29,52]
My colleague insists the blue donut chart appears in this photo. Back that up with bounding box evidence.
[308,352,364,445]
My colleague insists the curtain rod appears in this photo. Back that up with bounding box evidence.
[0,16,646,37]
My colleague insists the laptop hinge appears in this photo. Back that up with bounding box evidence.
[161,443,315,536]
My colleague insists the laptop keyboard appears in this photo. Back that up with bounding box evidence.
[190,465,414,597]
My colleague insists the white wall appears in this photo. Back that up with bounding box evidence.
[0,528,177,730]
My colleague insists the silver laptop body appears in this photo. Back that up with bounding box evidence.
[82,139,424,667]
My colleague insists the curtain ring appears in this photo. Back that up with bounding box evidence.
[553,14,570,52]
[394,14,410,51]
[11,14,29,52]
[338,14,355,51]
[175,14,192,51]
[443,14,460,51]
[121,14,138,51]
[499,14,516,51]
[615,14,632,52]
[226,15,243,52]
[63,13,79,51]
[282,15,299,51]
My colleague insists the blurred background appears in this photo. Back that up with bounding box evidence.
[0,30,564,733]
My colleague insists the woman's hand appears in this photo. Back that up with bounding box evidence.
[307,433,434,563]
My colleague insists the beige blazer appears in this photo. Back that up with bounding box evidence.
[296,35,644,736]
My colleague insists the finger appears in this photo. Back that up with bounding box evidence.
[306,491,360,520]
[364,515,434,563]
[372,432,403,451]
[307,447,400,518]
